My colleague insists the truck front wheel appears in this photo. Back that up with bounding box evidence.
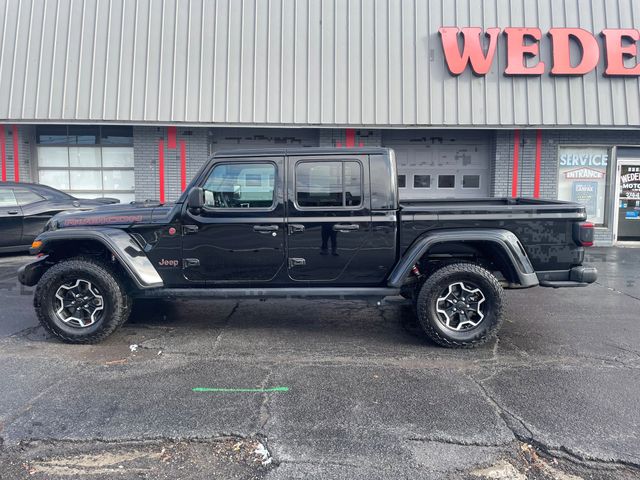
[416,263,504,348]
[34,257,131,344]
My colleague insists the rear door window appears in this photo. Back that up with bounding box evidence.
[296,161,362,208]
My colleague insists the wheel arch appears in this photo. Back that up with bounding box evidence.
[388,229,538,289]
[28,228,163,290]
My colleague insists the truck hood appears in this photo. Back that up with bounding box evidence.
[45,202,176,230]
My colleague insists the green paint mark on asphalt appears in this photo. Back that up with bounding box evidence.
[193,386,289,393]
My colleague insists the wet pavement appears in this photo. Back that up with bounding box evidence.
[0,247,638,479]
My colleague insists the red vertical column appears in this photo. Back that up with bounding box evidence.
[180,140,187,192]
[158,140,165,203]
[167,126,177,149]
[345,129,356,148]
[511,130,520,197]
[533,129,542,199]
[0,125,6,182]
[12,125,19,182]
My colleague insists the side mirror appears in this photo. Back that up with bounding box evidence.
[187,187,205,210]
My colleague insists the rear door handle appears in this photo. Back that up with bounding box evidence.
[253,224,279,233]
[7,210,19,215]
[333,224,359,232]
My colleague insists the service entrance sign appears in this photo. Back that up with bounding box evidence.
[557,147,609,225]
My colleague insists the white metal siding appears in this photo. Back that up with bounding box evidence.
[1,0,639,127]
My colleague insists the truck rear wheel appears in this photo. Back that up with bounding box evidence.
[34,257,131,344]
[415,263,504,348]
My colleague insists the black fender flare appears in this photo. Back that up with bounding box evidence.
[24,228,164,289]
[387,229,538,288]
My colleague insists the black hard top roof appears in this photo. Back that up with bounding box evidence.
[211,146,392,158]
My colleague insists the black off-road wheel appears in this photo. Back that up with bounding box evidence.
[416,263,504,348]
[34,257,131,344]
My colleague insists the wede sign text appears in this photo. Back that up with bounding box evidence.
[439,27,640,76]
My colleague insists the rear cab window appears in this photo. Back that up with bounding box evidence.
[295,161,362,209]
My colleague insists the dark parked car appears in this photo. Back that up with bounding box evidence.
[19,147,596,347]
[0,182,119,253]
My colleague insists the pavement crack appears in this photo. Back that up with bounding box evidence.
[258,370,273,433]
[469,375,535,442]
[0,378,66,431]
[277,458,359,468]
[8,325,43,339]
[405,436,510,448]
[470,374,640,471]
[594,281,640,302]
[212,302,239,351]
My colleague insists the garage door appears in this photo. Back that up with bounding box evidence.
[382,131,491,200]
[36,125,135,203]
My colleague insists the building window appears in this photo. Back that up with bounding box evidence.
[203,163,275,209]
[296,161,362,208]
[413,175,431,188]
[397,175,406,188]
[557,146,610,226]
[438,175,455,188]
[463,175,480,188]
[36,126,135,203]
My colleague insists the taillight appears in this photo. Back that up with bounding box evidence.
[574,221,594,247]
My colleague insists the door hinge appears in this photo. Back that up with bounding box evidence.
[183,258,200,268]
[288,257,306,268]
[183,225,199,235]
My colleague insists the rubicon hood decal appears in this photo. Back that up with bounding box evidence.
[63,214,145,227]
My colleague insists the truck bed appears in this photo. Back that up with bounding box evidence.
[398,197,587,272]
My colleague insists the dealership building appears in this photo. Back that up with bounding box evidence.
[1,0,640,244]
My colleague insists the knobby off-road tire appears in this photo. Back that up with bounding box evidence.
[34,256,131,344]
[416,263,504,348]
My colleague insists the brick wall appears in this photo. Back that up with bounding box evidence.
[133,126,209,202]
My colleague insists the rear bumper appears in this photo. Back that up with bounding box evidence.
[17,255,50,287]
[538,265,597,288]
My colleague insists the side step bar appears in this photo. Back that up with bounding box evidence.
[135,287,400,300]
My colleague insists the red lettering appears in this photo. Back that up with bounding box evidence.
[439,27,500,75]
[548,28,599,75]
[504,28,545,75]
[601,29,640,76]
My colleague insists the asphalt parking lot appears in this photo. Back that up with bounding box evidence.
[0,248,639,479]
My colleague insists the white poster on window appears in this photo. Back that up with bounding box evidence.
[558,147,609,225]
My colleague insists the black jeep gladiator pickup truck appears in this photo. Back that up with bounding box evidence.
[19,147,597,347]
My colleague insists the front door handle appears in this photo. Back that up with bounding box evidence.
[333,224,359,232]
[253,224,279,233]
[7,210,19,215]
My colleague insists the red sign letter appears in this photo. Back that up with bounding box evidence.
[504,28,545,75]
[439,27,500,75]
[548,28,599,75]
[601,29,640,76]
